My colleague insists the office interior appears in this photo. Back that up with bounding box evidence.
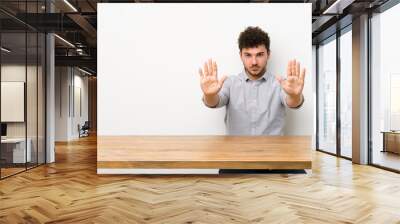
[0,0,400,223]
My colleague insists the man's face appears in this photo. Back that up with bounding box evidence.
[240,45,270,78]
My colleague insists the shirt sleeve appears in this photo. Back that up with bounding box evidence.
[202,77,231,108]
[280,87,305,109]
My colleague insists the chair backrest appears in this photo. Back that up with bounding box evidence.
[82,121,90,129]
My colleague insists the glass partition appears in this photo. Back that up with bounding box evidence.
[370,3,400,171]
[317,36,337,155]
[1,31,28,177]
[339,28,352,158]
[0,1,46,179]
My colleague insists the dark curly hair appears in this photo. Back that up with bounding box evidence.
[238,26,270,52]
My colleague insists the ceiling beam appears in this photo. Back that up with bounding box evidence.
[322,0,356,14]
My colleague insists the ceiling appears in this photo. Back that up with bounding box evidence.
[0,0,392,75]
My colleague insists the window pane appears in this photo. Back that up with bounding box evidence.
[318,37,337,154]
[27,31,38,169]
[38,32,45,165]
[371,3,400,171]
[1,31,27,178]
[340,29,352,158]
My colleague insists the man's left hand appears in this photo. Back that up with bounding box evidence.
[275,59,306,97]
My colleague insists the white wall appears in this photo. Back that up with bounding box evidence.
[72,73,89,138]
[55,67,89,141]
[55,67,69,141]
[98,3,312,136]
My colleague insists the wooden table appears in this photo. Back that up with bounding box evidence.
[97,136,312,174]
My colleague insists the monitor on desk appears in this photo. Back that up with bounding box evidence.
[1,123,7,138]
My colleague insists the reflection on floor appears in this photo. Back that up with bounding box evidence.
[0,167,25,177]
[373,150,400,171]
[341,148,352,158]
[0,163,41,178]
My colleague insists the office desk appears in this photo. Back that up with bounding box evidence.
[97,136,312,174]
[1,138,32,163]
[381,131,400,154]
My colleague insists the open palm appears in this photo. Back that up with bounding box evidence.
[276,59,306,97]
[199,59,227,96]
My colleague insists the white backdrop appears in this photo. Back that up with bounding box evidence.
[98,3,312,136]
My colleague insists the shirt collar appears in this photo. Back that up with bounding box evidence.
[239,69,269,82]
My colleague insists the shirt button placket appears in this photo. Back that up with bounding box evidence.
[251,82,257,134]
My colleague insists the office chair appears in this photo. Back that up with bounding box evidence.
[79,121,90,138]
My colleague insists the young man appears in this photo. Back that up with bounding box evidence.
[199,26,306,135]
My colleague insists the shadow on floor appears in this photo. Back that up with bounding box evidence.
[218,169,306,174]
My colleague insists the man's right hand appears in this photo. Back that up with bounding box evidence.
[199,59,227,96]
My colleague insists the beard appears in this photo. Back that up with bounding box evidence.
[245,66,266,79]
